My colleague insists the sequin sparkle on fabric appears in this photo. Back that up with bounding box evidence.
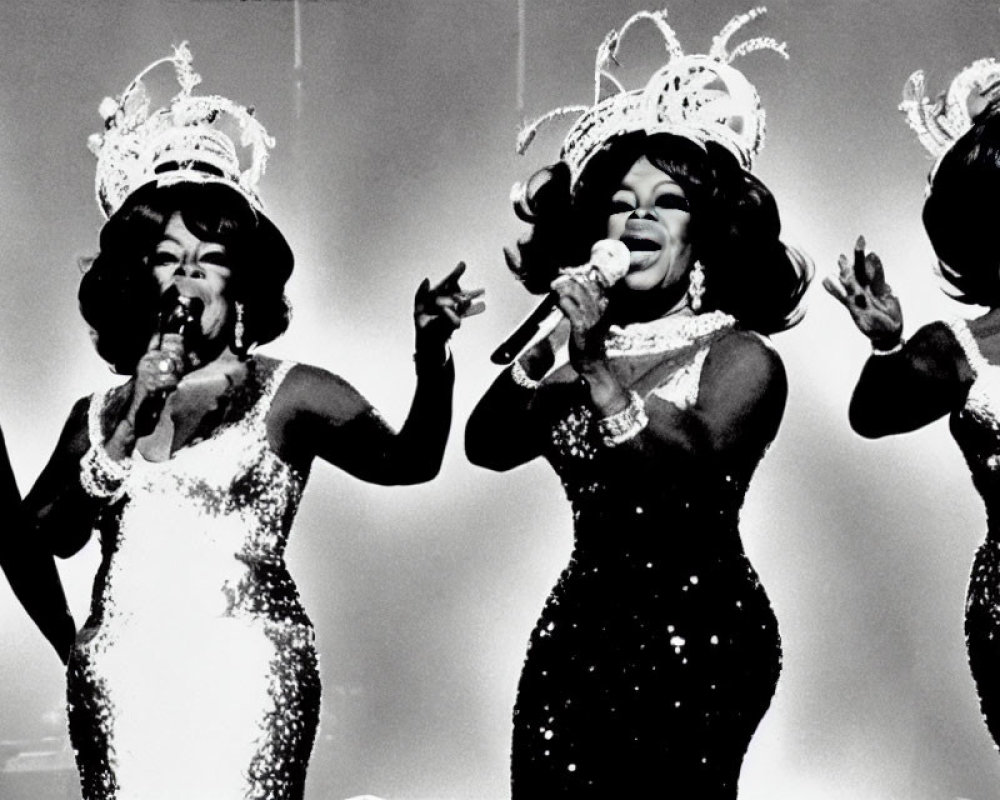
[511,319,781,798]
[67,357,321,800]
[947,319,1000,748]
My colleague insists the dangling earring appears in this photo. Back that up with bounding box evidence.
[233,301,246,353]
[687,260,705,312]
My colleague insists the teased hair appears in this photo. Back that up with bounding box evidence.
[79,181,293,373]
[509,132,812,334]
[924,106,1000,306]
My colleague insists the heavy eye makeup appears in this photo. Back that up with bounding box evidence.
[609,192,637,214]
[150,248,182,268]
[653,191,689,212]
[196,251,232,274]
[608,189,690,215]
[148,247,231,272]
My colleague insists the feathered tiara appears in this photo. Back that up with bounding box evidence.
[87,42,275,219]
[516,7,787,187]
[900,58,1000,168]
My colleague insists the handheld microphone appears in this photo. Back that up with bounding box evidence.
[133,286,205,436]
[490,238,630,365]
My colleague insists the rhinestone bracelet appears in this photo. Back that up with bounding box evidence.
[597,391,649,447]
[79,443,132,501]
[510,360,541,390]
[871,337,904,356]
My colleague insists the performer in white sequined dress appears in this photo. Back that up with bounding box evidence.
[12,46,483,800]
[466,10,810,797]
[825,58,1000,751]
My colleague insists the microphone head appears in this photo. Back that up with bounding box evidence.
[158,285,205,337]
[158,283,182,312]
[590,238,630,285]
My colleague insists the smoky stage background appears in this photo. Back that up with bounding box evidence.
[0,0,997,798]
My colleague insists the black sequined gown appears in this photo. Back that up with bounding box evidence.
[946,319,1000,747]
[67,358,321,800]
[508,314,782,797]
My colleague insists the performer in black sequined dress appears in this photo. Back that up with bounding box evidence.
[467,9,810,797]
[5,45,483,800]
[826,60,1000,751]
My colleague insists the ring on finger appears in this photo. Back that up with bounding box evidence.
[157,358,173,374]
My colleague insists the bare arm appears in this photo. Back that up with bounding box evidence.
[11,399,103,663]
[24,398,109,558]
[269,357,456,485]
[270,264,482,485]
[0,425,76,663]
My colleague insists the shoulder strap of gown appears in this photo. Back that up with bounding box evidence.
[249,358,297,431]
[86,389,108,447]
[946,318,986,379]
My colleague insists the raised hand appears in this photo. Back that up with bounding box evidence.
[823,236,903,349]
[129,333,186,431]
[413,262,486,351]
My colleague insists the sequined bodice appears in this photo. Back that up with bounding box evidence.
[949,320,1000,527]
[69,357,320,800]
[83,357,309,632]
[539,312,749,525]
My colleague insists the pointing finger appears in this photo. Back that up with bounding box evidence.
[853,235,867,285]
[867,251,887,294]
[433,261,468,293]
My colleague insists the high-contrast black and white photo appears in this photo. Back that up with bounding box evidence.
[1,1,1000,799]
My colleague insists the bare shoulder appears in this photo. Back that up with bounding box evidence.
[269,360,370,423]
[37,393,96,465]
[275,361,365,399]
[67,394,94,448]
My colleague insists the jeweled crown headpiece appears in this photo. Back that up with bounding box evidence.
[88,42,274,219]
[900,58,1000,170]
[517,7,787,187]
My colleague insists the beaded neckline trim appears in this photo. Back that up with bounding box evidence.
[604,310,736,357]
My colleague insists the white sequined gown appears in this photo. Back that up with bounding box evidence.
[67,357,321,800]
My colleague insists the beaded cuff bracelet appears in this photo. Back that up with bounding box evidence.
[79,443,131,501]
[597,391,649,447]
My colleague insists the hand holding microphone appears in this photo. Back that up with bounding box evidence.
[130,287,205,437]
[490,238,630,365]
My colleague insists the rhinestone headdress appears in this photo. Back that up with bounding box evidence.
[900,58,1000,168]
[87,43,274,219]
[517,7,788,187]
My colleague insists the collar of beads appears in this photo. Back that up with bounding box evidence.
[604,310,736,357]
